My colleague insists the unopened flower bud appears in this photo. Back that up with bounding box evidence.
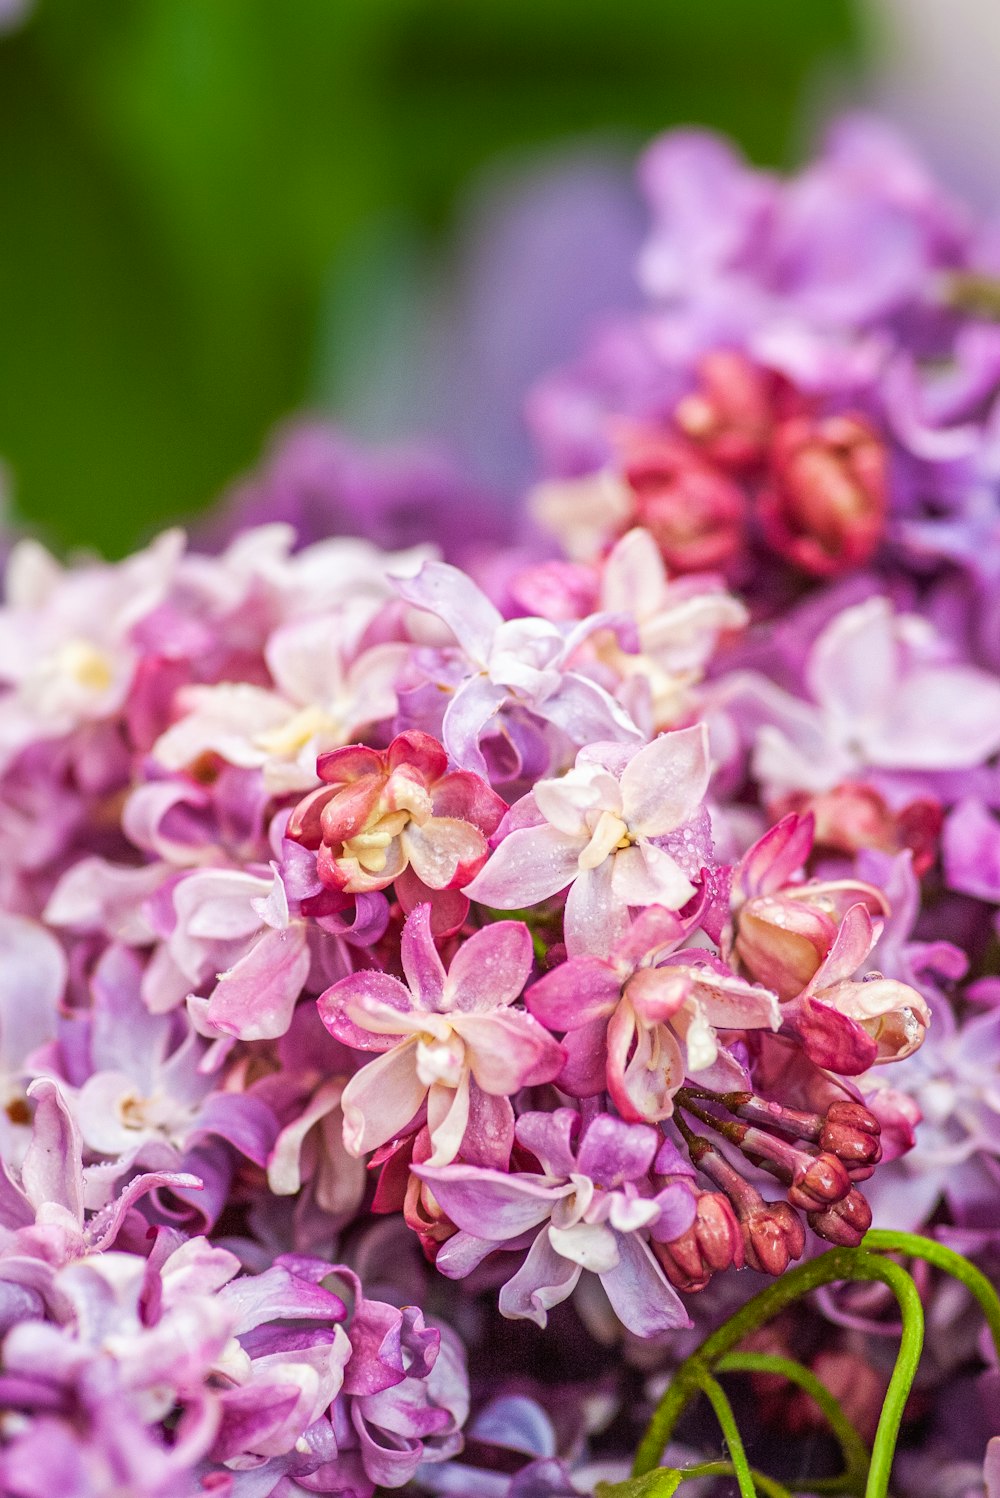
[807,1187,873,1247]
[820,1100,882,1168]
[654,1191,744,1292]
[732,892,835,1001]
[787,1151,852,1212]
[621,434,747,574]
[673,351,776,470]
[742,1200,806,1276]
[758,413,886,577]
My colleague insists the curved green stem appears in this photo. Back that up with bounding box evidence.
[595,1460,795,1497]
[862,1229,1000,1360]
[696,1368,757,1497]
[633,1245,924,1498]
[715,1351,870,1492]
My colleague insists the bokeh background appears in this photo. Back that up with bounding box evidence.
[0,0,985,557]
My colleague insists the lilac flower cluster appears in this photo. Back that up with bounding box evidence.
[1,113,999,1496]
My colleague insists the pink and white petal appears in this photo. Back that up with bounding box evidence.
[429,770,507,835]
[872,664,1000,770]
[615,1014,684,1124]
[792,997,879,1075]
[614,904,691,966]
[498,1228,582,1328]
[267,1078,345,1196]
[396,561,503,665]
[736,813,814,900]
[395,868,470,941]
[340,1042,425,1156]
[446,921,534,1013]
[399,903,447,1010]
[525,958,621,1031]
[548,1221,619,1273]
[807,597,898,728]
[611,843,694,912]
[459,1010,566,1094]
[426,1072,471,1167]
[533,771,607,837]
[207,924,311,1041]
[686,968,782,1032]
[620,724,711,835]
[810,903,876,990]
[564,860,630,959]
[22,1079,83,1219]
[441,676,509,777]
[601,528,668,619]
[598,1231,692,1337]
[318,970,415,1051]
[403,817,488,890]
[463,825,582,909]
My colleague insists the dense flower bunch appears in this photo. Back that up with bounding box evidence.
[1,115,1000,1496]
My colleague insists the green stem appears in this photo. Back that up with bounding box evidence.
[696,1368,758,1498]
[632,1245,924,1498]
[862,1229,1000,1361]
[595,1460,796,1498]
[715,1351,870,1492]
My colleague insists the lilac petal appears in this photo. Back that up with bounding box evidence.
[194,1093,279,1166]
[219,1263,346,1335]
[463,1081,515,1169]
[396,560,502,664]
[21,1079,82,1220]
[445,920,534,1013]
[540,672,643,751]
[0,914,65,1072]
[497,1228,581,1327]
[525,957,620,1031]
[434,1228,512,1279]
[576,1114,658,1187]
[874,665,1000,770]
[620,725,711,835]
[558,1017,611,1097]
[611,843,694,911]
[207,923,311,1041]
[736,813,814,899]
[441,676,509,776]
[811,904,875,989]
[413,1164,564,1240]
[463,825,581,908]
[341,1043,426,1156]
[564,860,629,957]
[943,798,1000,901]
[318,969,414,1051]
[88,1169,204,1251]
[400,904,447,1009]
[426,1071,472,1167]
[985,1437,1000,1498]
[514,1108,580,1179]
[795,997,878,1075]
[598,1231,691,1336]
[459,1010,566,1093]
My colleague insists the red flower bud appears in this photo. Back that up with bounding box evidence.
[807,1186,873,1247]
[787,1151,853,1212]
[758,413,886,576]
[820,1100,883,1168]
[621,433,747,574]
[742,1200,806,1276]
[654,1191,744,1292]
[673,351,777,470]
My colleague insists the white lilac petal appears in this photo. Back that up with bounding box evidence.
[207,923,311,1041]
[547,1221,620,1273]
[498,1228,583,1328]
[403,816,487,890]
[610,842,695,912]
[426,1072,472,1166]
[564,859,630,959]
[620,724,712,835]
[414,1164,567,1240]
[340,1042,426,1157]
[598,1231,692,1337]
[463,824,582,908]
[445,920,534,1013]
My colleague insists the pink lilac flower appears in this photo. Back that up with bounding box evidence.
[319,904,564,1166]
[465,726,711,956]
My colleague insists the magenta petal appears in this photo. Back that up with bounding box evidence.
[446,921,534,1013]
[207,924,311,1041]
[459,1010,566,1093]
[576,1113,658,1187]
[461,1082,515,1169]
[525,957,620,1030]
[400,904,447,1009]
[558,1017,611,1098]
[794,997,879,1074]
[413,1164,563,1240]
[318,970,414,1051]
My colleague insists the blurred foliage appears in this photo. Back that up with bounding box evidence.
[0,0,859,554]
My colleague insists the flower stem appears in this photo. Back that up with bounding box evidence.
[862,1229,1000,1359]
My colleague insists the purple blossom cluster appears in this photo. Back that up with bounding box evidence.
[2,114,1000,1496]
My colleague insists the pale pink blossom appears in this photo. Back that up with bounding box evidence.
[464,725,711,955]
[318,905,564,1167]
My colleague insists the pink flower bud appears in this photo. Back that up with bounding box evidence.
[770,784,942,879]
[787,1150,852,1212]
[820,1100,883,1168]
[654,1191,744,1292]
[672,351,777,470]
[758,413,887,577]
[742,1199,806,1276]
[621,432,747,574]
[732,893,837,1001]
[807,1186,873,1247]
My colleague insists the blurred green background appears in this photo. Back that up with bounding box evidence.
[0,0,860,555]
